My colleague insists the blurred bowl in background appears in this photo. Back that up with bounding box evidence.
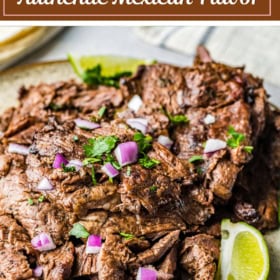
[0,27,64,70]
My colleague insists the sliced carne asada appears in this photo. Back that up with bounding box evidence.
[0,47,278,279]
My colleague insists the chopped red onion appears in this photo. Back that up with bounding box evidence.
[101,163,119,178]
[74,119,100,130]
[114,141,138,167]
[31,233,56,252]
[8,143,29,155]
[53,153,68,169]
[203,114,216,125]
[86,235,102,254]
[157,135,173,149]
[37,177,53,191]
[204,139,227,154]
[128,95,143,112]
[33,266,43,277]
[136,267,157,280]
[66,159,83,171]
[126,118,148,134]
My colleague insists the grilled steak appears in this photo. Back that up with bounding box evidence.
[0,47,278,279]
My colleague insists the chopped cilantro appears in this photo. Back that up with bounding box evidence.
[38,195,45,203]
[83,158,101,165]
[126,166,131,176]
[105,154,121,170]
[83,136,119,159]
[196,166,204,175]
[227,126,245,148]
[73,135,79,142]
[28,198,34,205]
[69,223,89,239]
[133,132,153,154]
[62,163,76,173]
[227,126,253,154]
[139,155,160,169]
[150,185,157,192]
[133,132,160,169]
[82,64,132,88]
[98,106,107,118]
[167,113,188,125]
[49,103,63,111]
[119,232,134,240]
[91,167,97,185]
[244,146,254,154]
[189,155,204,164]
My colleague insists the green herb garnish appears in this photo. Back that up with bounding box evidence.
[126,166,131,176]
[69,223,89,239]
[38,195,45,203]
[133,132,153,154]
[84,136,119,159]
[82,64,132,88]
[28,198,34,205]
[243,146,254,154]
[98,106,107,118]
[119,232,134,240]
[189,155,204,164]
[227,126,245,148]
[62,163,76,173]
[133,132,160,169]
[139,155,160,169]
[91,167,97,185]
[49,103,63,111]
[83,158,101,165]
[105,154,121,170]
[73,135,79,142]
[227,126,254,154]
[167,113,188,125]
[150,185,157,192]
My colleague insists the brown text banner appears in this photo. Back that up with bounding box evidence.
[0,0,279,20]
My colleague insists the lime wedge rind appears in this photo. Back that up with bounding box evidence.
[67,53,84,78]
[218,219,270,280]
[67,54,153,78]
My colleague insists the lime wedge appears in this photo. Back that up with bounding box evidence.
[217,219,269,280]
[68,54,152,77]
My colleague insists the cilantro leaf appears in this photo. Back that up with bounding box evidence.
[73,135,79,142]
[244,146,254,154]
[69,223,89,239]
[28,198,34,205]
[83,158,101,165]
[105,154,121,170]
[150,185,157,192]
[139,155,160,169]
[167,113,188,125]
[98,106,107,118]
[189,155,204,164]
[91,167,97,186]
[133,132,153,154]
[38,195,45,203]
[119,232,134,240]
[133,132,160,169]
[83,136,119,158]
[227,126,247,148]
[62,163,76,173]
[82,64,132,88]
[49,103,63,111]
[126,166,131,176]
